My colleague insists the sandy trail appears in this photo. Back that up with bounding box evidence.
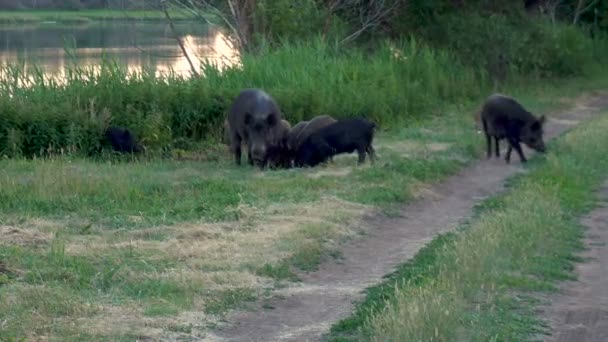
[540,183,608,342]
[209,92,608,342]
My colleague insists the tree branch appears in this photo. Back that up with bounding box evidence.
[573,0,600,25]
[338,0,402,45]
[161,0,199,76]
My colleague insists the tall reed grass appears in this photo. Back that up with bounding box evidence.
[0,38,488,158]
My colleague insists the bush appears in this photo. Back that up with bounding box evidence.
[415,11,597,78]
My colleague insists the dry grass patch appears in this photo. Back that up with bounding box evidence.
[46,196,371,338]
[72,303,196,340]
[306,167,354,179]
[0,225,55,247]
[65,196,369,269]
[380,139,452,158]
[0,284,98,339]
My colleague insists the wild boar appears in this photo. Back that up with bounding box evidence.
[266,119,293,169]
[295,117,376,167]
[286,115,337,153]
[104,126,142,153]
[480,93,546,163]
[226,89,285,168]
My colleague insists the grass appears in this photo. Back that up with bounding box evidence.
[0,79,606,340]
[0,9,192,24]
[327,110,608,341]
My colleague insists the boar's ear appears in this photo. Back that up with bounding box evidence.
[123,129,132,139]
[539,115,546,125]
[530,120,542,132]
[266,114,277,127]
[244,112,253,125]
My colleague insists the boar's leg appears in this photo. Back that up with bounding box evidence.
[485,133,493,159]
[230,134,243,165]
[483,119,492,159]
[366,145,376,164]
[506,138,526,163]
[494,137,500,157]
[247,148,254,166]
[357,146,367,165]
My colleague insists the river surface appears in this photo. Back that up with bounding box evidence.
[0,20,240,82]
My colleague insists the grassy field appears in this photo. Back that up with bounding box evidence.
[0,9,191,24]
[327,111,608,340]
[0,76,607,339]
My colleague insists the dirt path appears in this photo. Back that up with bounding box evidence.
[540,182,608,342]
[208,92,608,342]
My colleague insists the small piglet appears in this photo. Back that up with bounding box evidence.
[295,117,376,167]
[105,126,142,153]
[481,94,546,163]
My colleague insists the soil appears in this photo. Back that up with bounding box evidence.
[539,183,608,342]
[208,91,608,342]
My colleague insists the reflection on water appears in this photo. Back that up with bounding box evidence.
[0,20,241,85]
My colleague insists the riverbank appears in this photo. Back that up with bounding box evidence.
[0,9,191,24]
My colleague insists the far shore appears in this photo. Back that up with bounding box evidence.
[0,9,194,24]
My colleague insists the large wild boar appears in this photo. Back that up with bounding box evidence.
[480,93,546,163]
[104,126,142,153]
[226,89,285,168]
[295,117,376,167]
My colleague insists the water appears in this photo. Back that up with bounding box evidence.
[0,20,240,83]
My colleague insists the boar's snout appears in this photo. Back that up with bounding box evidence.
[524,136,546,153]
[250,144,267,164]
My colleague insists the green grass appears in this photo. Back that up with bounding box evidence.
[0,9,192,24]
[0,111,480,227]
[327,111,608,341]
[0,80,605,340]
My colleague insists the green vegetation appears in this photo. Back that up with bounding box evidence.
[2,2,608,158]
[0,79,605,339]
[1,1,608,340]
[0,111,477,227]
[2,28,607,158]
[328,111,608,341]
[0,38,488,158]
[0,9,190,24]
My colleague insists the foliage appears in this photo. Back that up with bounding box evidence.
[252,0,326,44]
[416,11,596,79]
